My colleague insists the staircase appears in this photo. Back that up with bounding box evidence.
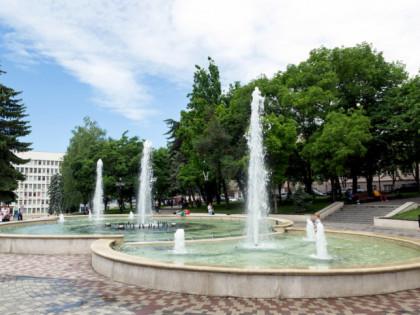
[324,203,397,224]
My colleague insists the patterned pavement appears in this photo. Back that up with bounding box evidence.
[0,224,420,314]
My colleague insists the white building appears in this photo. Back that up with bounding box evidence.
[11,151,65,215]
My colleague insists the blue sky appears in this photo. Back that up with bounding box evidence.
[0,0,419,153]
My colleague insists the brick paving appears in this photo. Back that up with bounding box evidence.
[0,217,420,313]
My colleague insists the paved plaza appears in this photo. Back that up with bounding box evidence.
[1,202,420,314]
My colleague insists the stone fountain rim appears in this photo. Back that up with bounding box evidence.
[92,228,420,275]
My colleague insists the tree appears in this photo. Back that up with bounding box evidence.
[48,174,64,214]
[0,66,31,203]
[176,57,224,204]
[308,111,371,201]
[152,147,171,202]
[61,117,106,210]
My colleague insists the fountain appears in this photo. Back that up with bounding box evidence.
[129,211,134,220]
[313,221,330,260]
[58,214,64,223]
[246,87,270,246]
[173,229,187,254]
[137,140,153,225]
[88,210,92,220]
[93,159,105,220]
[304,218,316,241]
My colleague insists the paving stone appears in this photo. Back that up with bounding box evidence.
[1,209,420,314]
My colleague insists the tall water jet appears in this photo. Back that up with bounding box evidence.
[314,222,330,259]
[93,159,105,220]
[304,218,316,241]
[137,140,153,225]
[173,229,187,254]
[246,87,270,245]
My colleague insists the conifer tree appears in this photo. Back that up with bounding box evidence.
[0,66,31,203]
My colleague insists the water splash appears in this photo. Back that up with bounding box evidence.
[246,87,269,246]
[129,211,134,220]
[58,214,64,223]
[311,222,331,260]
[304,218,316,241]
[93,159,104,220]
[88,210,92,221]
[137,140,153,225]
[173,229,187,254]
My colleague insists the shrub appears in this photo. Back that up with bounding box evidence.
[290,188,313,213]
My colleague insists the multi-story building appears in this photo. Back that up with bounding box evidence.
[10,151,65,215]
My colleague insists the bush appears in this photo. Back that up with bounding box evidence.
[290,188,313,213]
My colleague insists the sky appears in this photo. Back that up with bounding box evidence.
[0,0,419,153]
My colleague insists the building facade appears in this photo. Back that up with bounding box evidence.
[11,151,65,215]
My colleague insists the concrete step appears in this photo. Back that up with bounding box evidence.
[324,203,398,224]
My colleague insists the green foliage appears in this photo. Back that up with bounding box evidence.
[48,174,64,214]
[61,117,106,209]
[0,67,31,203]
[290,188,313,213]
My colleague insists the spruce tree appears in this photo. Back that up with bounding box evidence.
[0,66,31,203]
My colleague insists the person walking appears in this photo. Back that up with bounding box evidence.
[18,202,24,221]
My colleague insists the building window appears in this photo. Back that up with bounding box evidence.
[384,185,393,192]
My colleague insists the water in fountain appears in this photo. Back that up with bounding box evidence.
[137,140,153,225]
[59,214,64,223]
[93,159,105,220]
[312,222,331,260]
[173,229,187,254]
[129,211,134,220]
[88,210,92,221]
[304,218,316,241]
[246,87,270,246]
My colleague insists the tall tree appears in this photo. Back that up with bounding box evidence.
[61,117,106,210]
[0,66,31,203]
[48,173,64,214]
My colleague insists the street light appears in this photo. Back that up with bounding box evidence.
[116,177,125,214]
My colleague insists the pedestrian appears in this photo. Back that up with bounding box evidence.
[18,202,24,221]
[314,213,321,228]
[207,203,214,215]
[1,204,10,222]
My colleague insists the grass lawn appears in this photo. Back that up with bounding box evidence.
[177,198,332,215]
[72,197,333,216]
[392,207,420,220]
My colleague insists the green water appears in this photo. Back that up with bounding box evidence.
[1,217,248,242]
[116,233,420,267]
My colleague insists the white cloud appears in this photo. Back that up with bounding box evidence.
[0,0,419,121]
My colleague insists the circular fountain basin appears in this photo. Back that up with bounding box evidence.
[91,228,420,298]
[0,214,288,255]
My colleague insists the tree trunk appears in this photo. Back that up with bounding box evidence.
[222,178,229,209]
[330,177,338,202]
[236,177,246,200]
[352,173,358,195]
[366,174,374,195]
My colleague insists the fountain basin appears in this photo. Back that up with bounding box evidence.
[0,215,288,254]
[91,228,420,298]
[0,218,125,254]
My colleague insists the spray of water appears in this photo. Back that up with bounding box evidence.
[137,140,153,225]
[93,159,104,220]
[173,229,187,254]
[305,218,316,241]
[246,87,270,246]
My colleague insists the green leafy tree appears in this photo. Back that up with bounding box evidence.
[308,111,371,201]
[100,133,142,209]
[48,173,64,214]
[61,117,106,210]
[0,67,31,203]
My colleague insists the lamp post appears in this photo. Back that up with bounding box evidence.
[116,177,125,214]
